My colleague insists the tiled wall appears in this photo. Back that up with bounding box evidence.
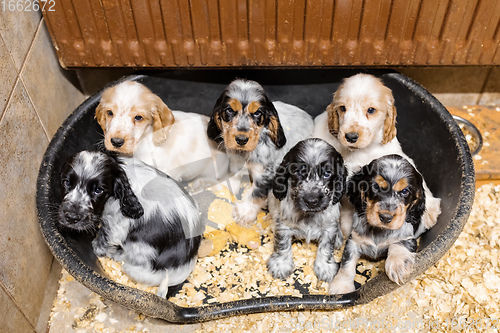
[0,10,84,333]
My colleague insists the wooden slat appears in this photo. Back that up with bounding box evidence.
[41,0,500,68]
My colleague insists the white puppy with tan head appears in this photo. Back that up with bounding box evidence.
[314,73,441,238]
[95,81,229,184]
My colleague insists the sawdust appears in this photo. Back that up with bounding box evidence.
[52,183,500,332]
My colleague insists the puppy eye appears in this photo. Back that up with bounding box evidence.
[62,179,71,188]
[107,110,113,117]
[367,107,376,115]
[134,115,143,121]
[339,105,346,112]
[323,169,332,179]
[223,108,235,120]
[372,183,380,192]
[252,110,263,119]
[400,188,410,197]
[94,187,104,195]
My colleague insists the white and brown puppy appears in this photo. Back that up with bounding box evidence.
[267,139,346,282]
[329,155,426,294]
[95,81,229,184]
[208,79,314,225]
[314,73,440,238]
[59,151,203,298]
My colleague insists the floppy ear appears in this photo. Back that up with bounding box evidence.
[331,155,347,205]
[347,164,371,210]
[408,170,426,222]
[94,102,107,132]
[112,162,144,219]
[326,102,339,138]
[152,95,175,145]
[207,93,224,143]
[382,90,397,144]
[264,97,286,148]
[272,151,292,201]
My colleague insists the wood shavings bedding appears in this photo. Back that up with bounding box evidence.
[97,182,384,307]
[51,184,500,332]
[196,183,500,332]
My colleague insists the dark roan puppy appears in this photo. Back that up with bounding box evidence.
[329,154,426,294]
[267,138,346,282]
[59,151,202,298]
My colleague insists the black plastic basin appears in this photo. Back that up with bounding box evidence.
[36,69,475,323]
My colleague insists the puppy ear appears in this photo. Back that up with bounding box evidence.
[331,163,347,205]
[265,98,286,148]
[112,163,144,219]
[408,170,426,221]
[347,164,371,209]
[207,94,224,143]
[382,91,397,144]
[152,95,175,145]
[272,151,292,201]
[326,102,339,138]
[94,102,107,132]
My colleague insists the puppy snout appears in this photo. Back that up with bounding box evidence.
[304,193,323,209]
[378,212,394,224]
[64,211,83,224]
[345,132,359,143]
[111,137,125,148]
[235,135,249,146]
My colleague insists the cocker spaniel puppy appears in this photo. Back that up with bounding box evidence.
[329,155,426,294]
[59,151,203,298]
[314,73,440,238]
[267,138,346,282]
[208,79,314,225]
[95,81,229,184]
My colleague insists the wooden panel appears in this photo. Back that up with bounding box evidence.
[42,0,500,67]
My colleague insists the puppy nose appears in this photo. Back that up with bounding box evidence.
[379,213,394,224]
[304,194,322,208]
[235,135,249,146]
[64,211,82,224]
[111,137,125,148]
[345,132,359,143]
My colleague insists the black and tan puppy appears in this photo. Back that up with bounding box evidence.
[207,79,314,225]
[329,154,426,294]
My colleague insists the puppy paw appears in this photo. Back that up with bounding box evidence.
[232,201,259,226]
[91,237,109,257]
[328,276,356,295]
[314,260,339,282]
[385,250,415,285]
[267,253,295,280]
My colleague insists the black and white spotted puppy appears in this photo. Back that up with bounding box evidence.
[59,151,202,298]
[266,138,346,282]
[329,154,426,294]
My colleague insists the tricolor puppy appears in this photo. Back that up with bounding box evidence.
[314,73,440,238]
[267,139,346,282]
[59,151,202,298]
[95,81,229,183]
[329,155,425,294]
[208,79,314,225]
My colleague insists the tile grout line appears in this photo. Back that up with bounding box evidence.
[0,32,20,125]
[0,278,36,331]
[20,17,52,142]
